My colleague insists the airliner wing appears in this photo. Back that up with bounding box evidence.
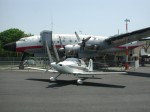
[105,27,150,47]
[139,37,150,41]
[74,71,127,75]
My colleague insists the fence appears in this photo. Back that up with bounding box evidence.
[0,57,51,71]
[0,57,138,72]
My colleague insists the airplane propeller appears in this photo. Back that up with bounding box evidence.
[75,32,91,47]
[58,36,65,53]
[52,42,60,62]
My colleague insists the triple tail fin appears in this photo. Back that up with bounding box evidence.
[141,48,147,56]
[140,48,150,56]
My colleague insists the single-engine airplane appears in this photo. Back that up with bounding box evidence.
[50,58,127,84]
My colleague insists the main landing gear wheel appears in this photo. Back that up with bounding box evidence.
[77,79,84,84]
[50,77,56,81]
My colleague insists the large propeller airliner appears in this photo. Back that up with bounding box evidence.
[3,27,150,69]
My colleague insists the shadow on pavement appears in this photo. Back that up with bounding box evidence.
[27,78,126,88]
[125,72,150,78]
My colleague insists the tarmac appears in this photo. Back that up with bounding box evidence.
[0,66,150,112]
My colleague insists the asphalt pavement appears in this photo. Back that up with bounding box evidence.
[0,67,150,112]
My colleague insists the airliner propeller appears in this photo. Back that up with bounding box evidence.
[58,36,65,53]
[75,32,91,48]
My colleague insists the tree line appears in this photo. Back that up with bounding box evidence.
[0,28,33,57]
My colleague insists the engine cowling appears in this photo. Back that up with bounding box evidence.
[59,47,65,52]
[84,44,99,51]
[64,44,80,56]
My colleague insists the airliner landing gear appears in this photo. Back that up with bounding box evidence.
[19,52,28,69]
[49,74,61,82]
[77,79,84,84]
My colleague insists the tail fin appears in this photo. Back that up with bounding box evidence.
[141,48,147,56]
[87,59,93,72]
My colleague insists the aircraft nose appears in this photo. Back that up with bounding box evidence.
[3,42,16,51]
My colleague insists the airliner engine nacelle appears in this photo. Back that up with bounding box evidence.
[59,47,65,52]
[64,44,80,56]
[62,43,99,57]
[84,44,99,51]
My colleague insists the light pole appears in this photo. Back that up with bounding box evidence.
[124,19,130,70]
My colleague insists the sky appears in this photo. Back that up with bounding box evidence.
[0,0,150,36]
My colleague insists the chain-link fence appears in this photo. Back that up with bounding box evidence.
[0,57,51,71]
[0,57,143,71]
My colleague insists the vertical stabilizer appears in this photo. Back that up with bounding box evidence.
[87,59,93,72]
[140,48,150,57]
[141,48,147,56]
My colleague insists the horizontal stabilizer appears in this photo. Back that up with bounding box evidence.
[74,71,127,75]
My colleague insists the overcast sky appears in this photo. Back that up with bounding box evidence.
[0,0,150,36]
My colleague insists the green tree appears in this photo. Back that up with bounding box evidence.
[0,28,25,46]
[0,28,33,57]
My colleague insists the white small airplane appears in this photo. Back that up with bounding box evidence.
[50,58,127,84]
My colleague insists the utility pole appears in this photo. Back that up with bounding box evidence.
[124,19,130,70]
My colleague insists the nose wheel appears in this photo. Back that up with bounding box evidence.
[77,79,84,84]
[49,73,61,82]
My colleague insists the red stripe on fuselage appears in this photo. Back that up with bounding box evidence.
[16,46,43,52]
[115,45,144,49]
[16,45,63,52]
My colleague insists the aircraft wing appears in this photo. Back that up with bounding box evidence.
[74,71,127,75]
[139,37,150,41]
[27,67,58,73]
[105,27,150,47]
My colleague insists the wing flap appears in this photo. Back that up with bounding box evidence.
[74,71,127,75]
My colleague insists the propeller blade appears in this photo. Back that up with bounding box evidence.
[59,36,63,48]
[45,40,53,64]
[52,42,60,62]
[75,32,80,42]
[84,36,91,42]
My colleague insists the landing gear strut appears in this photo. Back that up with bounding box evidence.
[49,73,61,81]
[19,53,28,69]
